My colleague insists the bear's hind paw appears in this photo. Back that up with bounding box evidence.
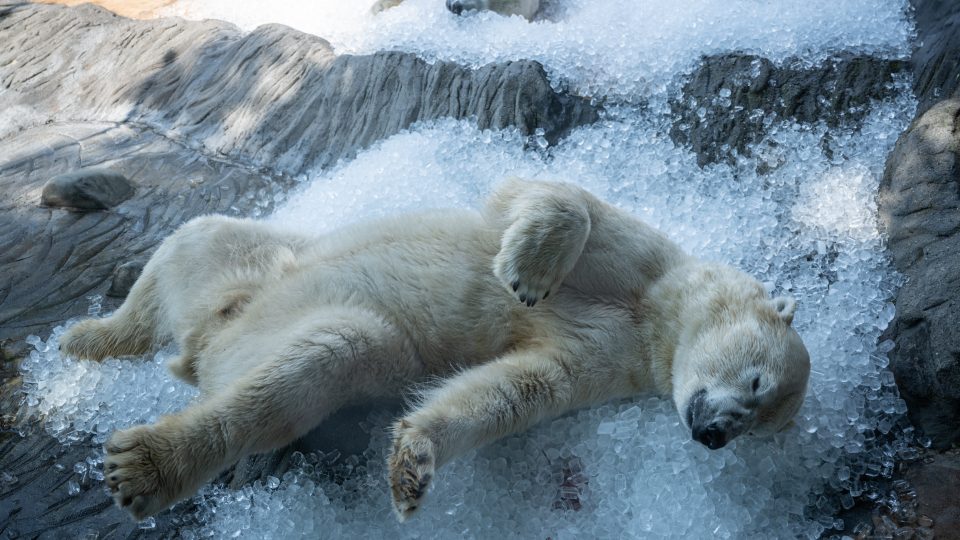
[387,421,436,521]
[104,424,187,521]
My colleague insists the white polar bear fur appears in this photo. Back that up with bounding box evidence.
[59,178,810,521]
[371,0,541,21]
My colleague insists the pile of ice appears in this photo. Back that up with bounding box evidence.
[15,0,922,537]
[164,0,912,100]
[17,298,198,444]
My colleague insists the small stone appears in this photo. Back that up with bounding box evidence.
[40,168,135,211]
[107,261,145,298]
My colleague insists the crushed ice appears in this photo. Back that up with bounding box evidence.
[14,0,921,537]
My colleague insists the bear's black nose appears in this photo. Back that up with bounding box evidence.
[446,0,464,15]
[692,423,727,450]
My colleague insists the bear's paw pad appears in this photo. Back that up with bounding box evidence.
[387,422,436,521]
[104,425,181,521]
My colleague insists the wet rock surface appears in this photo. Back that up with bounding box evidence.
[670,53,907,167]
[0,2,597,175]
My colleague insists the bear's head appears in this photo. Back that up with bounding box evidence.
[671,294,810,450]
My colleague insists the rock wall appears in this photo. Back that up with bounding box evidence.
[878,0,960,449]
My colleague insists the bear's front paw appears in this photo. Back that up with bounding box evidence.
[103,424,187,520]
[387,420,436,521]
[494,217,582,307]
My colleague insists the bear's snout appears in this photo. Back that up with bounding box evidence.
[692,423,728,450]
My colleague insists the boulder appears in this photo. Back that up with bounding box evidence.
[879,98,960,448]
[671,53,907,167]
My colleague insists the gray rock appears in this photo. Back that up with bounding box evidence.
[911,0,960,114]
[879,98,960,448]
[106,260,145,298]
[671,53,907,167]
[40,168,135,211]
[0,3,597,176]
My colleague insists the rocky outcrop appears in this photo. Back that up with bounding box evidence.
[671,53,907,167]
[875,0,960,450]
[879,99,960,449]
[0,3,597,176]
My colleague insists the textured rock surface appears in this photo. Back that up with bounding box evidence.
[911,0,960,114]
[879,99,960,448]
[0,3,597,175]
[671,53,907,167]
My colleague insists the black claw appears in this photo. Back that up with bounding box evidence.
[106,463,116,472]
[512,281,520,292]
[528,299,537,307]
[543,290,549,300]
[519,293,527,303]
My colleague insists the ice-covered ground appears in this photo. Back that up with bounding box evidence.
[17,0,919,538]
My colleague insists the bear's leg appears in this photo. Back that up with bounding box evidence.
[103,309,420,520]
[60,264,162,361]
[491,181,592,306]
[387,349,574,520]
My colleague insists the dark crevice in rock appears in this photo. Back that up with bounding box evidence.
[670,53,908,167]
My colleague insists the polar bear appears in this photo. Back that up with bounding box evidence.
[371,0,541,21]
[59,178,810,521]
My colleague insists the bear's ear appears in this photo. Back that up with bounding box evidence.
[771,296,796,325]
